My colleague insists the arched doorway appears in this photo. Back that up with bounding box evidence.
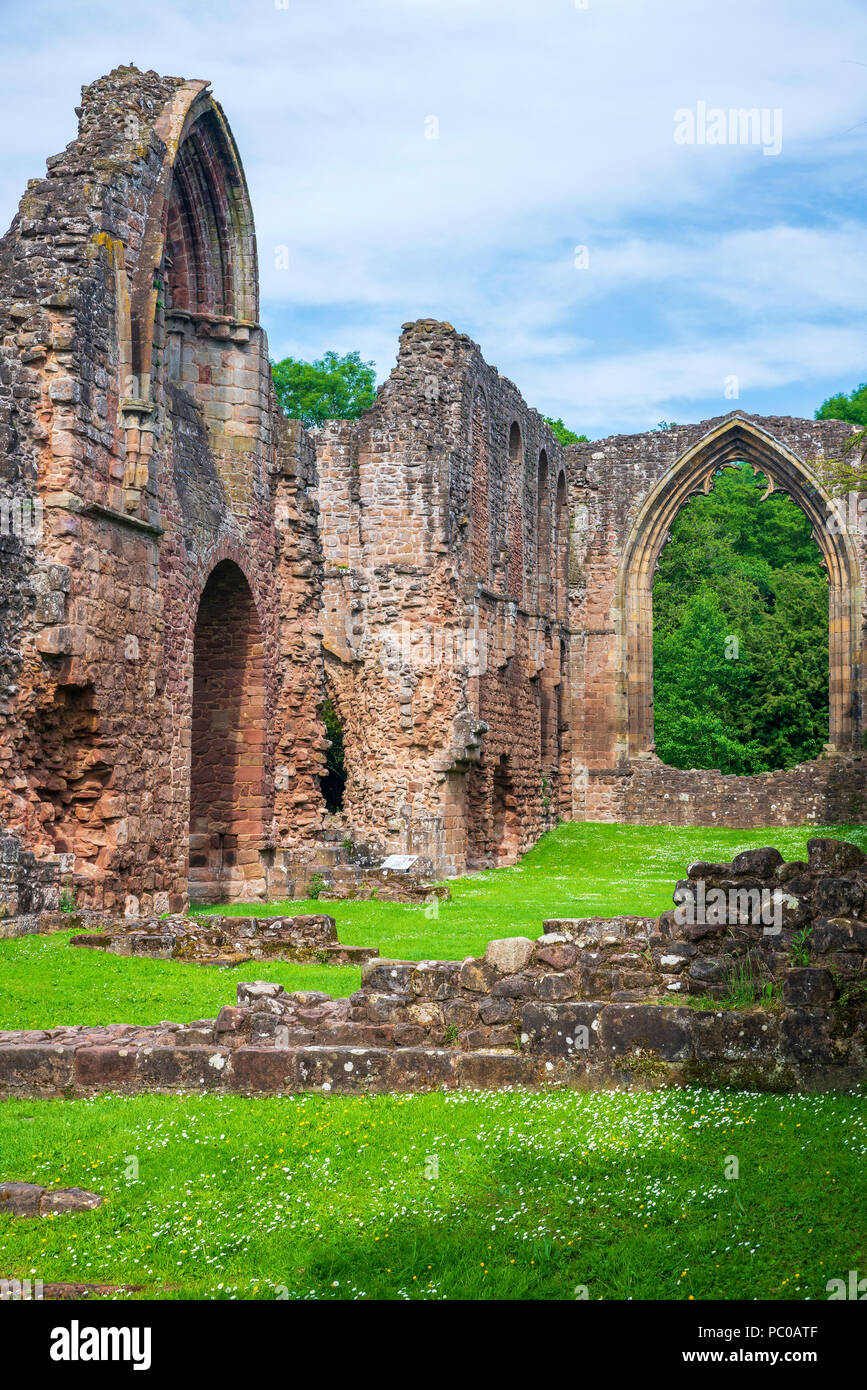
[189,560,268,902]
[618,416,863,760]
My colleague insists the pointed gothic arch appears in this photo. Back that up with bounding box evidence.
[617,416,863,760]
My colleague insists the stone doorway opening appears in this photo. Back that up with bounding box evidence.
[189,560,267,903]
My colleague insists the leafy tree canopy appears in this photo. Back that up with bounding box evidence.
[653,462,828,775]
[544,417,588,447]
[815,382,867,427]
[272,350,377,427]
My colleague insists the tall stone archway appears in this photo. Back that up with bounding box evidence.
[189,560,269,903]
[617,416,863,761]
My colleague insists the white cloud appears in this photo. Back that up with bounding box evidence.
[0,0,865,432]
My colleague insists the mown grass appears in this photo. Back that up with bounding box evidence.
[197,819,867,959]
[0,1086,863,1301]
[2,821,865,1031]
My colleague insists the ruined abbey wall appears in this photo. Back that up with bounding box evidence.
[0,68,325,913]
[1,65,865,918]
[317,319,571,875]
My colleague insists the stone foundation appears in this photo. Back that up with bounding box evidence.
[67,912,376,967]
[2,839,864,1098]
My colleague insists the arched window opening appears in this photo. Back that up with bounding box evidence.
[507,422,525,601]
[537,451,550,610]
[652,462,829,773]
[470,390,490,582]
[320,697,347,814]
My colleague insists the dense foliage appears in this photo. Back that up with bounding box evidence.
[272,350,377,426]
[653,463,828,774]
[815,381,867,427]
[544,417,588,446]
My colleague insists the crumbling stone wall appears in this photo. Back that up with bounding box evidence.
[0,67,325,912]
[317,320,571,875]
[2,838,863,1096]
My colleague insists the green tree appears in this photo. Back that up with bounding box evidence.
[653,463,828,774]
[815,382,867,427]
[544,417,588,447]
[272,350,377,426]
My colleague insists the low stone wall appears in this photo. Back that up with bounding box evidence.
[587,755,867,827]
[1,837,863,1097]
[67,914,377,967]
[0,984,860,1096]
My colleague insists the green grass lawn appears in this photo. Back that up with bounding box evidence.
[2,821,865,1031]
[0,1086,863,1300]
[198,819,867,959]
[1,822,865,1303]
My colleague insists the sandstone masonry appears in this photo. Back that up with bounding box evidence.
[0,66,865,915]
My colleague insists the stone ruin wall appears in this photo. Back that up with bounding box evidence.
[1,64,866,923]
[0,67,326,915]
[317,319,573,876]
[566,414,867,828]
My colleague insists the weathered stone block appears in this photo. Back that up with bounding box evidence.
[390,1048,458,1090]
[535,940,578,970]
[807,839,865,872]
[228,1048,297,1093]
[293,1047,393,1093]
[0,1182,43,1216]
[74,1046,137,1088]
[457,1052,542,1088]
[521,1002,603,1056]
[136,1046,230,1090]
[0,1045,75,1093]
[782,969,836,1008]
[812,919,867,954]
[458,958,497,993]
[485,937,535,973]
[731,848,783,877]
[690,1009,780,1060]
[361,961,415,993]
[780,1009,834,1064]
[598,1005,693,1060]
[813,878,864,918]
[534,970,580,1001]
[39,1187,104,1215]
[410,962,460,999]
[490,972,536,999]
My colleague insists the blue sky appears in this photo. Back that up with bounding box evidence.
[0,0,865,436]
